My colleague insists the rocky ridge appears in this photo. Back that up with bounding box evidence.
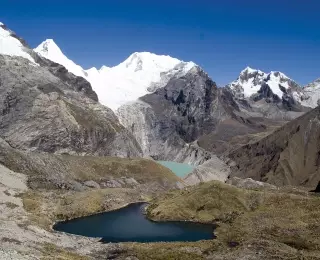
[0,23,142,157]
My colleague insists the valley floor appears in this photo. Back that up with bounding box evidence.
[2,161,320,260]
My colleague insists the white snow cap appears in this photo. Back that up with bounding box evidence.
[34,40,196,110]
[241,66,264,75]
[230,67,295,98]
[35,39,86,77]
[87,51,196,110]
[0,22,35,63]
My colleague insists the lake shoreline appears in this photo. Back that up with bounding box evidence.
[51,200,148,232]
[53,202,216,243]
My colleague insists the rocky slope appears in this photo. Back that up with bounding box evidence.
[300,78,320,108]
[228,105,320,188]
[117,66,243,163]
[117,65,300,163]
[0,23,141,157]
[0,137,180,192]
[0,140,182,259]
[35,33,315,168]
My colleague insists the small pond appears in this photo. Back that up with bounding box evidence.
[157,161,194,178]
[54,203,215,243]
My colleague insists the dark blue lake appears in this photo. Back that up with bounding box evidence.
[53,203,215,243]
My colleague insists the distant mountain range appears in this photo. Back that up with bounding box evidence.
[35,39,196,110]
[0,21,320,188]
[34,38,320,112]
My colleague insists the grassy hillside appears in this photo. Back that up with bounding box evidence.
[144,181,320,260]
[0,138,180,190]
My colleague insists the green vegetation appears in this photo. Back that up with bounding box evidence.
[145,181,320,259]
[58,155,180,184]
[21,187,144,229]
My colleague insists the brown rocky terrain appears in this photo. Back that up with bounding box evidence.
[0,24,142,157]
[228,105,320,189]
[0,136,182,259]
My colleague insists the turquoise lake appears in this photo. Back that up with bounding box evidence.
[157,161,194,177]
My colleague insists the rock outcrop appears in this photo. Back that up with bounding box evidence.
[0,24,142,157]
[228,105,320,188]
[226,177,277,190]
[183,156,230,185]
[0,137,181,191]
[117,66,255,163]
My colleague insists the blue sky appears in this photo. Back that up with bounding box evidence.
[1,0,319,86]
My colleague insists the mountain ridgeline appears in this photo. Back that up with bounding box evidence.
[1,22,320,189]
[0,23,142,157]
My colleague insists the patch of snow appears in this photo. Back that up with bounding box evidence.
[0,22,4,26]
[0,26,35,63]
[267,72,290,97]
[241,66,263,75]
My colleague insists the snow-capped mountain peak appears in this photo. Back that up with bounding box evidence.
[229,67,300,99]
[90,52,196,110]
[35,39,86,77]
[0,22,35,63]
[35,39,196,110]
[115,51,182,73]
[241,66,264,75]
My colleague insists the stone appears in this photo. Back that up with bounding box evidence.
[184,156,230,186]
[226,177,277,190]
[84,180,100,189]
[123,177,139,186]
[102,180,123,188]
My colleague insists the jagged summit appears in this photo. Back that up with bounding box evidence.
[229,67,300,99]
[240,66,264,75]
[35,39,86,77]
[34,39,59,55]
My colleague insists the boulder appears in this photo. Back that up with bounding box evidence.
[84,180,100,189]
[227,177,277,190]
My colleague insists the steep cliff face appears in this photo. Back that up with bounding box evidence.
[301,78,320,108]
[117,66,248,163]
[0,24,142,157]
[228,106,320,188]
[117,64,311,163]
